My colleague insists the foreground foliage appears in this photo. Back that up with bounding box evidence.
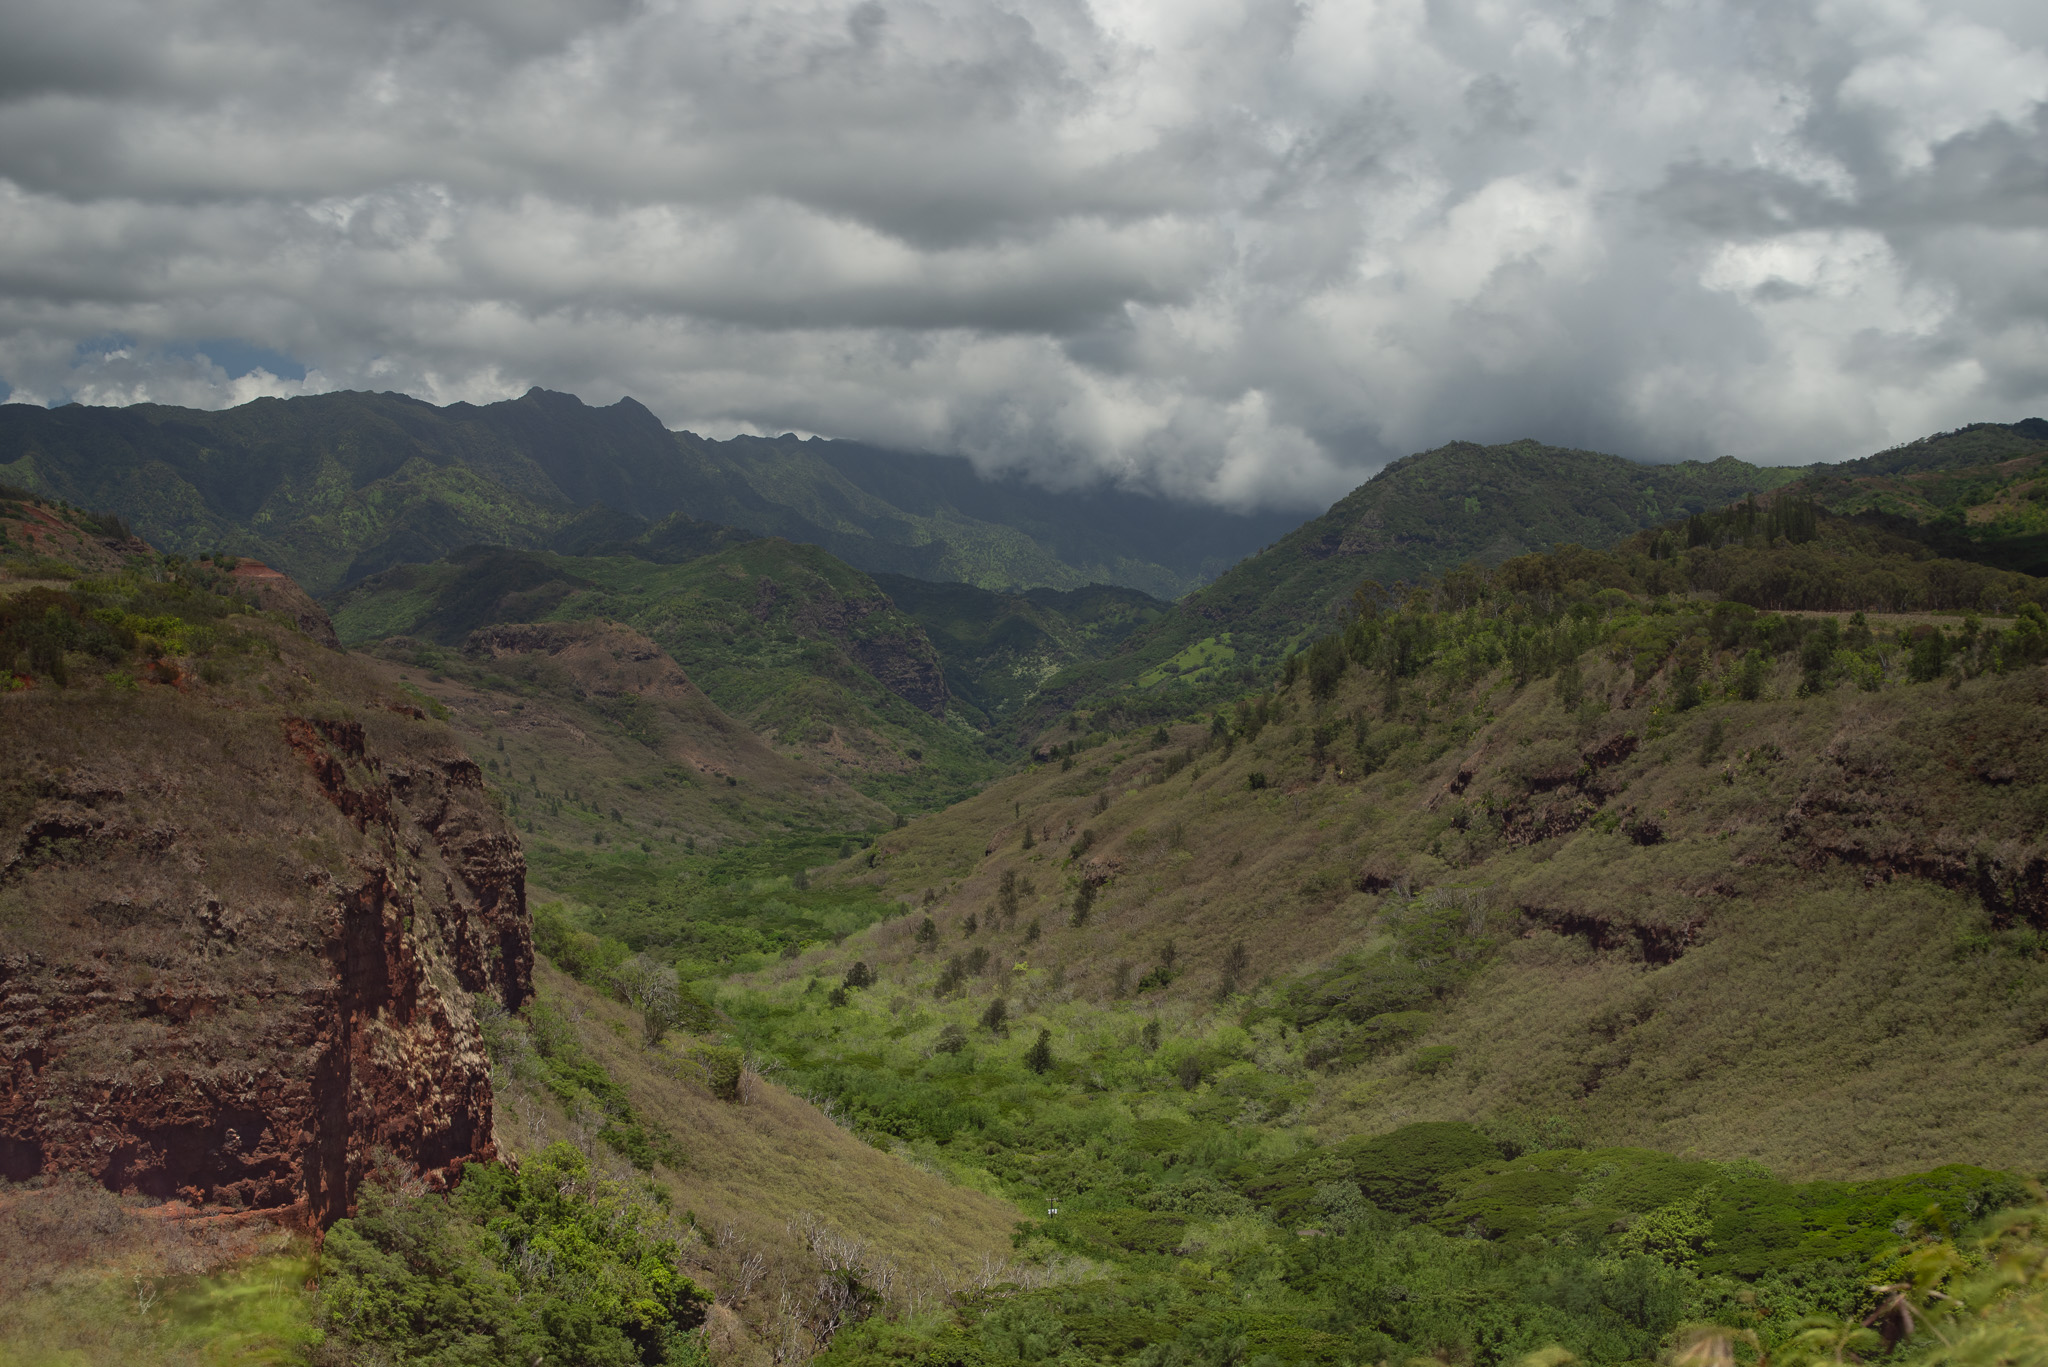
[315,1145,711,1366]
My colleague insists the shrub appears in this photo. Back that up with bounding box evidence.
[1306,633,1349,701]
[1336,1121,1503,1218]
[696,1045,744,1102]
[1069,880,1096,929]
[317,1145,710,1367]
[1217,940,1250,999]
[1408,1043,1457,1074]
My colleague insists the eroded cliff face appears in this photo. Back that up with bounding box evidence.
[0,648,532,1227]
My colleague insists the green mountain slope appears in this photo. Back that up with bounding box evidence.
[0,388,1299,596]
[1033,440,1799,717]
[1789,419,2048,574]
[869,573,1166,728]
[329,539,1001,811]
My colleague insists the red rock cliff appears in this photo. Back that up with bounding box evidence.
[0,667,533,1227]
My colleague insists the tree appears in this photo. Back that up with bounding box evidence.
[1024,1028,1054,1074]
[842,961,875,990]
[1612,1187,1714,1268]
[609,954,681,1047]
[980,997,1009,1035]
[1217,941,1250,1000]
[914,916,938,951]
[1069,879,1096,928]
[1306,634,1348,701]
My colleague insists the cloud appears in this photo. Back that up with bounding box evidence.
[1,0,2046,508]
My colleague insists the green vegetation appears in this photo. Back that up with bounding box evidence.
[1035,439,1801,720]
[465,501,2048,1362]
[1796,419,2048,575]
[0,388,1293,598]
[870,574,1166,726]
[1,555,284,690]
[330,540,999,810]
[317,1145,711,1366]
[0,1247,319,1367]
[20,418,2048,1366]
[701,961,2034,1366]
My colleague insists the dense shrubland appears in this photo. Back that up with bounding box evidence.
[314,1146,712,1366]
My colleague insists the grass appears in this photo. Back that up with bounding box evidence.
[1135,634,1237,689]
[0,1174,316,1367]
[0,1252,317,1367]
[359,625,891,865]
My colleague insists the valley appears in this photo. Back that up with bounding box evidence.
[4,416,2048,1366]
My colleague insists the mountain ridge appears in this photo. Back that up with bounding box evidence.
[0,388,1300,598]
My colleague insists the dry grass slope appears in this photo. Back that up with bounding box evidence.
[492,963,1022,1365]
[793,621,2048,1181]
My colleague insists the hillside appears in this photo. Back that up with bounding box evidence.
[329,539,1005,812]
[770,528,2048,1179]
[330,540,1181,808]
[868,573,1166,729]
[1790,419,2048,575]
[478,513,2048,1362]
[0,487,1027,1366]
[0,388,1297,597]
[0,496,532,1224]
[365,618,890,850]
[1034,440,1801,718]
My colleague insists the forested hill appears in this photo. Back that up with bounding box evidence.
[1031,440,1799,713]
[1789,419,2048,575]
[1032,425,2048,720]
[0,388,1298,597]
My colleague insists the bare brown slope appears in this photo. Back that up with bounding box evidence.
[370,620,890,854]
[1,577,531,1225]
[804,635,2048,1179]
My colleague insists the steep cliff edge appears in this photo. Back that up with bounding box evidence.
[0,509,533,1227]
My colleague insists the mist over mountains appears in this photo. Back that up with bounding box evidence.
[0,387,1301,599]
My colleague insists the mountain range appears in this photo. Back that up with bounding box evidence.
[0,388,1301,598]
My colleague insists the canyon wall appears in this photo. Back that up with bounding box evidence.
[0,669,532,1227]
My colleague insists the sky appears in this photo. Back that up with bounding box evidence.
[1,0,2046,511]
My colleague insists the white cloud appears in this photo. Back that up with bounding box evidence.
[1,0,2046,505]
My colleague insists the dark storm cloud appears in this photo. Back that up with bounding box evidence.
[2,0,2046,509]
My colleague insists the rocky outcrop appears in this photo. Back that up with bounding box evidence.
[0,684,531,1227]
